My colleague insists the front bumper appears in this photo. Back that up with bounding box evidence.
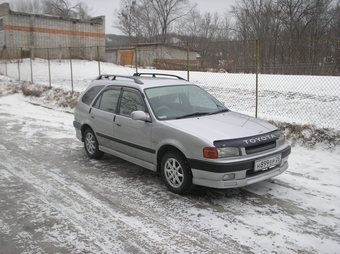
[188,144,291,189]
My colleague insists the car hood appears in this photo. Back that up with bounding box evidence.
[164,111,277,141]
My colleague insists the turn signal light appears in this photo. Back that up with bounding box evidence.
[203,147,218,158]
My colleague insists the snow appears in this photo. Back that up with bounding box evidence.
[0,59,339,253]
[1,58,339,128]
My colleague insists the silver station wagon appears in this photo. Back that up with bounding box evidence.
[73,73,291,194]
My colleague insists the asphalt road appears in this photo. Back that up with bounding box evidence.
[0,98,339,253]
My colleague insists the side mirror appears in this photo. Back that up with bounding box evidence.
[131,111,151,122]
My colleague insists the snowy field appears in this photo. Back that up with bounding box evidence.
[1,59,339,128]
[0,60,339,253]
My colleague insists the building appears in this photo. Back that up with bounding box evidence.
[0,2,105,60]
[106,43,199,70]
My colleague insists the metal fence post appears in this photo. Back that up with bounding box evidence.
[97,46,101,75]
[69,47,74,93]
[255,40,259,118]
[59,46,62,62]
[47,48,51,88]
[30,48,33,83]
[187,42,190,81]
[4,47,8,76]
[135,46,138,73]
[17,48,20,81]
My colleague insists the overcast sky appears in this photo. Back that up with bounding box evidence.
[1,0,237,34]
[75,0,237,34]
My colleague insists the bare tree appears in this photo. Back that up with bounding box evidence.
[328,0,340,75]
[113,0,134,37]
[137,2,161,42]
[114,0,196,43]
[231,0,276,40]
[329,0,340,39]
[275,0,333,40]
[176,8,202,42]
[228,0,338,74]
[74,2,92,19]
[113,0,152,42]
[150,0,196,43]
[176,9,224,69]
[219,13,232,40]
[10,0,44,14]
[11,0,92,19]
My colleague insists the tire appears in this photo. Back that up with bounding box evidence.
[161,151,193,194]
[84,128,104,159]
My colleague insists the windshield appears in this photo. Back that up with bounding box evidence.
[145,85,228,120]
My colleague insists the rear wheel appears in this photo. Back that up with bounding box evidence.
[161,151,193,194]
[84,128,104,159]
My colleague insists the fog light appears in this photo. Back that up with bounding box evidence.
[222,173,235,181]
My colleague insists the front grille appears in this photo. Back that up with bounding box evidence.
[245,141,276,154]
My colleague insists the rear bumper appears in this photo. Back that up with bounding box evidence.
[73,121,82,141]
[188,145,291,189]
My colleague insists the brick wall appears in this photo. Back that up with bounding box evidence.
[0,2,105,60]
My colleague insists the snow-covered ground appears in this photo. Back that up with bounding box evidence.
[1,59,339,128]
[0,60,339,253]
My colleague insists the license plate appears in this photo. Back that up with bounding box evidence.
[254,155,281,172]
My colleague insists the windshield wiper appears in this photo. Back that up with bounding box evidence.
[176,112,209,119]
[208,108,230,115]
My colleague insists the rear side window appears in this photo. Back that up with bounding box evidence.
[81,85,104,105]
[93,89,120,113]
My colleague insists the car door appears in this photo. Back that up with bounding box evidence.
[114,88,153,163]
[90,87,121,150]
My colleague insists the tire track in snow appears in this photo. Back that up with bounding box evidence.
[1,96,340,253]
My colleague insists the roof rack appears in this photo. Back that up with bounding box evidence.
[133,73,186,80]
[95,74,144,84]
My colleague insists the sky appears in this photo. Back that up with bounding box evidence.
[0,0,237,34]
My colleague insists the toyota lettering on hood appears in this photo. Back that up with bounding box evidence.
[242,133,278,145]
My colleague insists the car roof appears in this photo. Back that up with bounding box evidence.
[89,73,195,91]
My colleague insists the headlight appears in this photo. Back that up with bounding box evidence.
[203,147,240,158]
[217,147,240,157]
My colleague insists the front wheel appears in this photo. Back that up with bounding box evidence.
[161,151,193,194]
[84,128,104,159]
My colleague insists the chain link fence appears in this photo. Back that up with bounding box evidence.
[0,39,339,129]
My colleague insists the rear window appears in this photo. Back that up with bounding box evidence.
[81,85,104,105]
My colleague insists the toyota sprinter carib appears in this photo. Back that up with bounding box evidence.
[73,73,291,194]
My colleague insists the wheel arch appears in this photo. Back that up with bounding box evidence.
[158,145,194,194]
[156,145,188,173]
[80,124,92,142]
